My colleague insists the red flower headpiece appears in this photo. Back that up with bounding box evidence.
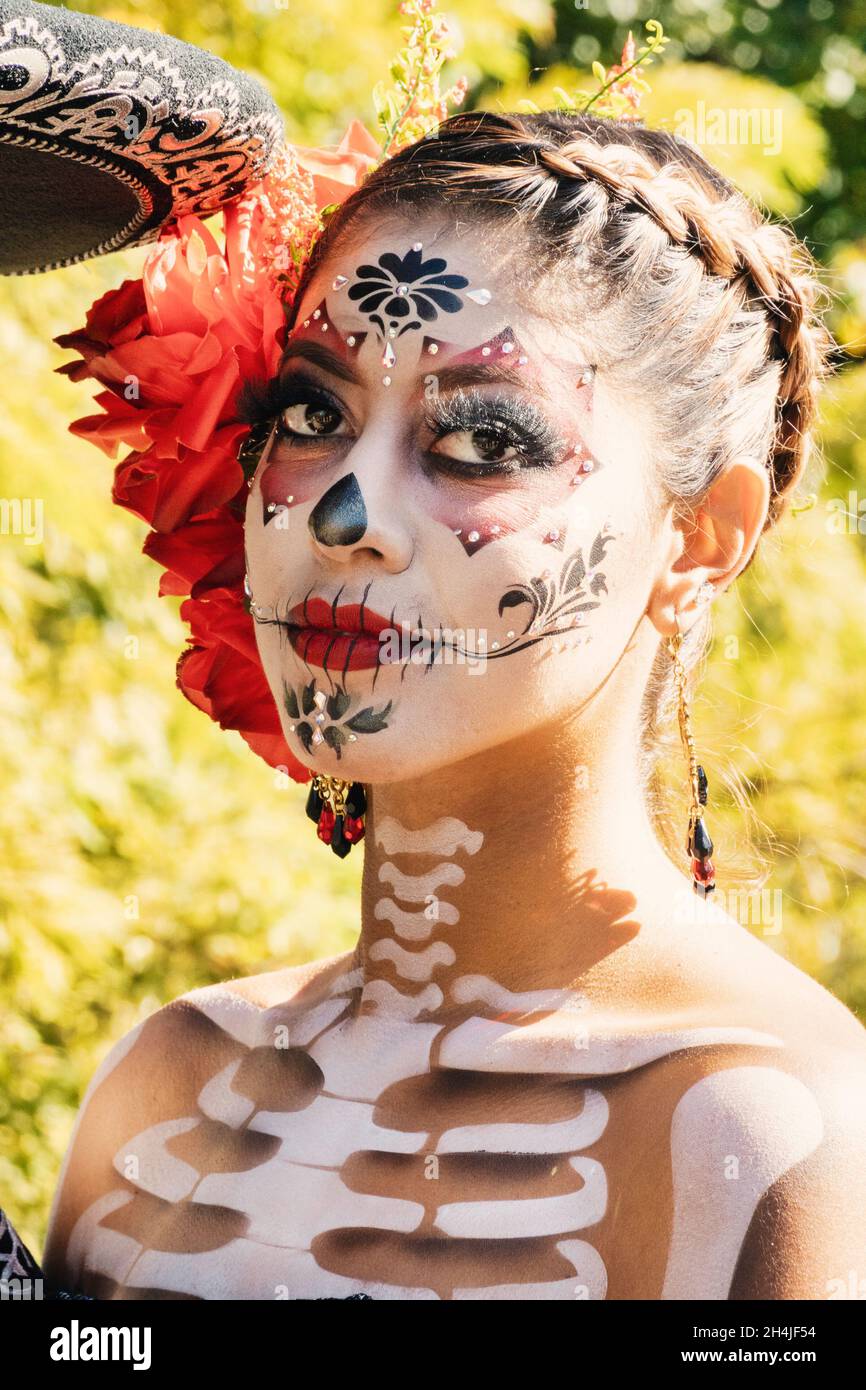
[54,120,381,779]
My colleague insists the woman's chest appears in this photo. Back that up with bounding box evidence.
[85,1010,790,1300]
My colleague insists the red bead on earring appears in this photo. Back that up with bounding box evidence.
[305,776,367,858]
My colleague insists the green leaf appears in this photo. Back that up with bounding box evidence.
[372,80,389,116]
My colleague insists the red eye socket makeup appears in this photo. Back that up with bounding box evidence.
[251,295,603,553]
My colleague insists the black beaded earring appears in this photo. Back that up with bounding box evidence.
[666,614,715,896]
[305,776,367,858]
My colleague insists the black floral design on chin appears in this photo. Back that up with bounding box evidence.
[283,679,393,760]
[347,246,470,342]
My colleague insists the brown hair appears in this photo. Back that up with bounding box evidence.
[284,109,838,887]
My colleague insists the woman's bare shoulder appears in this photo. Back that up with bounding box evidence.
[41,950,359,1289]
[177,948,359,1015]
[646,886,866,1072]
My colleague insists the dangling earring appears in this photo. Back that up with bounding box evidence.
[305,776,366,859]
[666,615,715,896]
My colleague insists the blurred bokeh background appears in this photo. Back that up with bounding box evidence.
[1,0,865,1256]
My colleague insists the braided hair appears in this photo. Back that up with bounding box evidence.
[286,109,838,886]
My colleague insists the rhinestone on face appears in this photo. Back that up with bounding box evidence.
[501,342,514,353]
[382,342,396,369]
[580,459,594,473]
[289,723,296,732]
[517,354,528,365]
[312,728,324,746]
[286,494,294,503]
[545,529,560,543]
[427,343,439,354]
[314,713,325,724]
[467,287,492,305]
[348,733,358,742]
[313,690,327,710]
[412,242,423,251]
[313,309,321,319]
[491,641,500,650]
[490,524,501,535]
[506,630,515,639]
[303,319,310,327]
[266,502,277,513]
[332,275,348,290]
[570,473,583,486]
[397,284,409,295]
[579,367,594,385]
[347,335,356,346]
[382,375,392,386]
[321,323,328,331]
[481,346,491,356]
[243,573,252,597]
[467,530,480,543]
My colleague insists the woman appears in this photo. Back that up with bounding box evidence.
[31,106,866,1300]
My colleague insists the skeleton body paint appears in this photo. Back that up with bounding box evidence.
[57,815,824,1301]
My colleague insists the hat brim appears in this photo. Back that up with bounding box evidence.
[0,0,284,274]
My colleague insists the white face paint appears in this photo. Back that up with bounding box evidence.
[242,215,665,786]
[60,814,820,1302]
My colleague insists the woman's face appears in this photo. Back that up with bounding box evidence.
[245,216,665,781]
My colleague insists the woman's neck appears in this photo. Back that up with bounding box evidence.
[351,683,687,1022]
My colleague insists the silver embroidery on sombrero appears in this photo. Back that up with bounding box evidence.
[0,9,283,270]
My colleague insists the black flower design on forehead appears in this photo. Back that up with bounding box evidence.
[345,245,476,341]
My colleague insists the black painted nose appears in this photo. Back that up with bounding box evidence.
[308,473,368,547]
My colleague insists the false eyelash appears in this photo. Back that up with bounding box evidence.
[236,372,284,427]
[237,371,568,473]
[422,387,567,472]
[236,369,346,430]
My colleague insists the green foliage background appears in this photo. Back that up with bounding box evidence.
[1,0,865,1257]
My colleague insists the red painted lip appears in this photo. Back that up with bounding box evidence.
[287,598,394,636]
[286,598,395,670]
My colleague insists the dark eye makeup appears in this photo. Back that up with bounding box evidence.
[421,386,567,476]
[236,369,569,478]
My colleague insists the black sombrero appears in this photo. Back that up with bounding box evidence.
[0,0,284,274]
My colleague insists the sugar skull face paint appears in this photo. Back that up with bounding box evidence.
[243,217,663,782]
[252,302,603,550]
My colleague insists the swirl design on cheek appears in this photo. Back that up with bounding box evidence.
[446,527,619,663]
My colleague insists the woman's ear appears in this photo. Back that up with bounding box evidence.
[646,457,771,637]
